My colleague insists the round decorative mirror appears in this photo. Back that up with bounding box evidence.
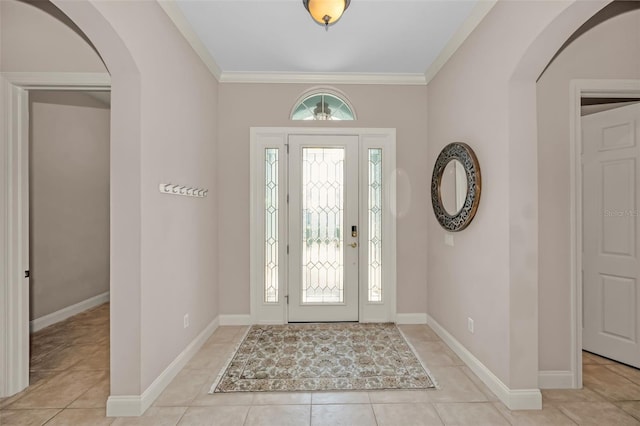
[431,143,481,232]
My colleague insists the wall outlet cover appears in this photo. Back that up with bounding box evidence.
[445,233,454,246]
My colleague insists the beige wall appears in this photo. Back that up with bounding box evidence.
[0,0,105,72]
[29,91,110,321]
[81,0,219,392]
[4,0,624,403]
[217,83,428,316]
[537,6,640,372]
[427,0,609,390]
[4,0,220,397]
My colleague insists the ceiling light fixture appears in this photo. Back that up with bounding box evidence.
[303,0,351,30]
[314,101,332,120]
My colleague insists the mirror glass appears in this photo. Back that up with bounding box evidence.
[441,160,468,215]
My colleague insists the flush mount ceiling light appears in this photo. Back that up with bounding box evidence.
[313,101,331,120]
[303,0,351,30]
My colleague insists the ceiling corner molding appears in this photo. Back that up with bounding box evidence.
[424,0,498,84]
[158,0,223,81]
[219,72,427,86]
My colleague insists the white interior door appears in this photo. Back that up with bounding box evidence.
[583,102,640,366]
[288,134,359,322]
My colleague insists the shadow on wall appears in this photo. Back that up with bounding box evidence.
[539,0,640,79]
[18,0,106,69]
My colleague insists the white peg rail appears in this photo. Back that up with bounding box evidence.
[159,183,208,198]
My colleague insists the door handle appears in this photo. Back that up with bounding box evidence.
[349,242,358,248]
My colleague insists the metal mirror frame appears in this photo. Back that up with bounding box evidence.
[431,142,482,232]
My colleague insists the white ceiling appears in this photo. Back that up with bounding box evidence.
[170,0,489,83]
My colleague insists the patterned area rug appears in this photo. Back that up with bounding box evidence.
[209,323,436,393]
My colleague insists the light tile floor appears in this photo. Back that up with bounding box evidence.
[2,304,640,425]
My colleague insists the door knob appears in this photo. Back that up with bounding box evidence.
[349,242,358,248]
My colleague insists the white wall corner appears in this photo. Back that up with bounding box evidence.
[30,291,110,333]
[157,1,222,81]
[106,315,219,417]
[396,313,428,324]
[538,370,575,389]
[219,314,252,326]
[424,0,497,84]
[427,314,542,410]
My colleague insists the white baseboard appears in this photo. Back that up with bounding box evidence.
[426,314,542,410]
[242,313,426,325]
[219,314,252,326]
[30,291,110,333]
[106,315,219,417]
[538,370,574,389]
[104,396,141,417]
[396,313,428,324]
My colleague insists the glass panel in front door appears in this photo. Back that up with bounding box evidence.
[301,147,345,304]
[287,134,359,322]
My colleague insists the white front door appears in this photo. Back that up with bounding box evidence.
[250,127,396,325]
[288,135,359,322]
[583,102,640,367]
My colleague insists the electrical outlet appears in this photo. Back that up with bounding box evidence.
[467,317,474,334]
[444,233,454,246]
[183,314,189,329]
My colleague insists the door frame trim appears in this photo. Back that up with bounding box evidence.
[0,72,111,397]
[249,127,397,324]
[569,79,640,389]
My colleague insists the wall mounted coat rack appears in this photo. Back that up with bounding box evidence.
[159,183,208,198]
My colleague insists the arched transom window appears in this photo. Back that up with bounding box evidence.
[291,90,356,121]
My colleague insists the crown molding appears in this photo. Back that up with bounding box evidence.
[424,0,498,84]
[219,72,427,86]
[158,0,222,81]
[161,0,495,86]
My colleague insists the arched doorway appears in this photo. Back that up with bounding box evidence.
[0,0,143,411]
[536,1,640,390]
[426,0,612,410]
[507,0,614,391]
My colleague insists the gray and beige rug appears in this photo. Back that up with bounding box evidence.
[210,323,436,393]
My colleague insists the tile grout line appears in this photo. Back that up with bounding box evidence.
[431,401,447,426]
[37,408,64,425]
[369,401,380,426]
[601,363,640,388]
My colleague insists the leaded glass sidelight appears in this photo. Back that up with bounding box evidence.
[302,147,345,303]
[264,148,279,303]
[368,149,383,302]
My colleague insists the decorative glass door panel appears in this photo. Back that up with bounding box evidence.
[288,135,359,321]
[251,128,396,324]
[302,148,345,304]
